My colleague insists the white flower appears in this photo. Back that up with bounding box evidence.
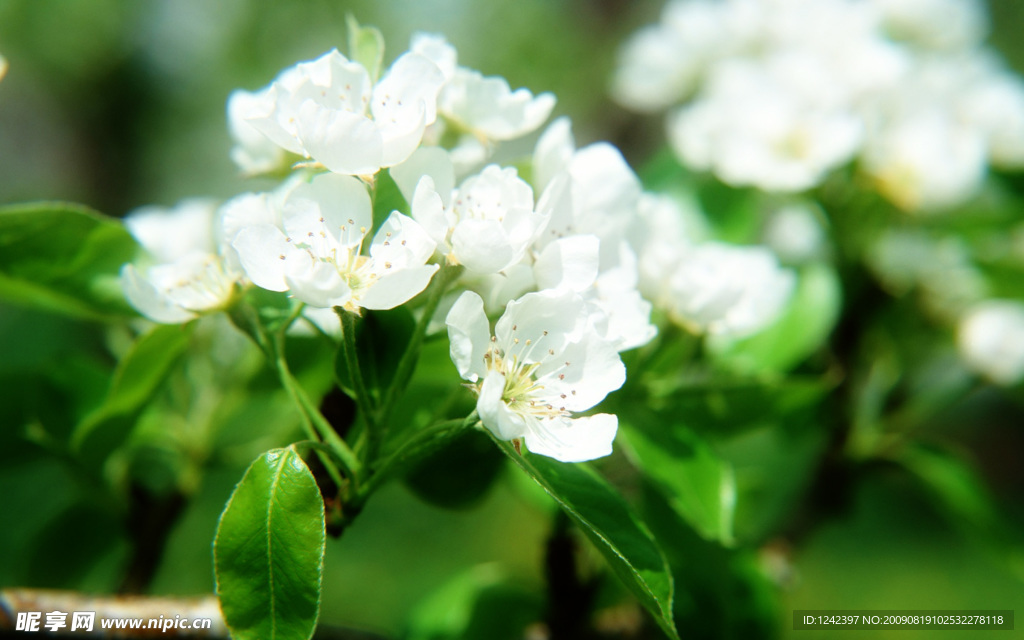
[958,300,1024,385]
[232,173,438,312]
[121,199,239,323]
[121,254,238,324]
[411,33,556,144]
[667,59,863,192]
[532,118,642,267]
[862,110,986,212]
[409,160,548,274]
[662,243,795,339]
[242,48,445,176]
[0,54,7,83]
[446,289,624,462]
[610,0,729,111]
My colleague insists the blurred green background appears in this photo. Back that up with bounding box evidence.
[1,1,1023,638]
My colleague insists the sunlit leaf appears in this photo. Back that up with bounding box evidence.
[214,448,325,640]
[621,425,735,545]
[0,202,139,320]
[497,442,678,639]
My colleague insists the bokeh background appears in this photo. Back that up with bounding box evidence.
[1,1,1023,638]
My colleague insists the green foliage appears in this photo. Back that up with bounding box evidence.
[214,448,326,640]
[404,565,543,640]
[334,307,415,403]
[710,263,843,375]
[0,202,139,319]
[496,442,679,639]
[72,323,193,468]
[621,424,736,545]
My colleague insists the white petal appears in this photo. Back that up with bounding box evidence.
[370,211,436,269]
[120,264,197,324]
[496,289,584,361]
[296,99,384,175]
[532,116,575,193]
[246,84,307,156]
[477,370,527,441]
[410,175,453,247]
[390,146,455,207]
[534,235,599,292]
[410,32,458,80]
[232,224,296,292]
[286,173,372,247]
[536,332,625,411]
[451,219,514,273]
[445,290,491,382]
[286,258,352,309]
[359,264,439,310]
[373,52,445,125]
[523,413,617,462]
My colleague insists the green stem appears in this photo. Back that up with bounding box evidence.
[361,410,479,498]
[272,337,362,489]
[336,308,379,443]
[378,265,463,431]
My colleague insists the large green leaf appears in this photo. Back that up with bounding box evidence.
[621,425,735,545]
[496,442,678,639]
[214,448,325,640]
[72,323,192,467]
[0,202,139,319]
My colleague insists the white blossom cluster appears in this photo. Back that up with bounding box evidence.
[119,29,795,461]
[613,0,1024,212]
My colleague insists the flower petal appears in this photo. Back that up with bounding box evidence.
[359,264,438,310]
[523,413,617,462]
[445,290,491,382]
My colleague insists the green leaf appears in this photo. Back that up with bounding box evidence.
[346,15,384,84]
[0,201,139,319]
[496,442,678,639]
[372,169,410,233]
[215,448,326,640]
[899,445,1002,542]
[709,263,842,374]
[621,425,735,545]
[72,323,192,466]
[334,306,415,401]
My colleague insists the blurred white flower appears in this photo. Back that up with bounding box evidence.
[121,199,240,323]
[662,243,795,338]
[238,48,445,176]
[446,289,624,462]
[232,173,437,312]
[958,300,1024,385]
[667,59,863,192]
[862,110,986,212]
